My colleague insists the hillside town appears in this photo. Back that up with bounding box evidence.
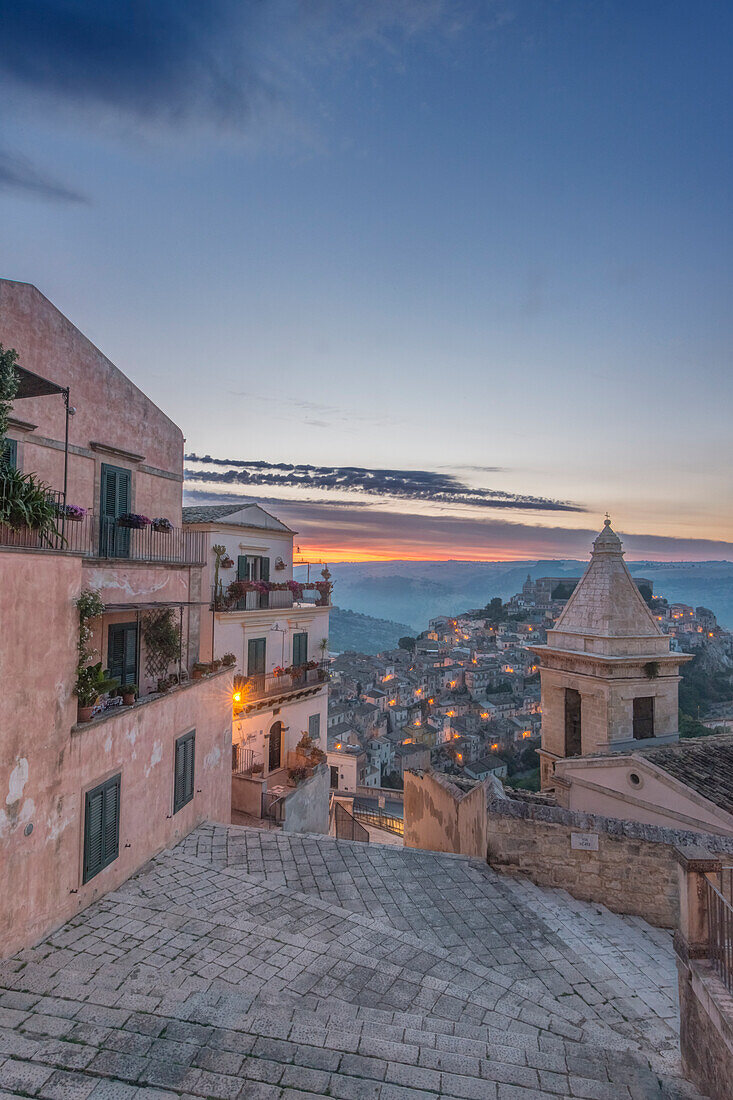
[3,281,733,1099]
[325,569,733,794]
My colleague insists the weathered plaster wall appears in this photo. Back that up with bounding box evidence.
[205,605,330,678]
[282,763,329,835]
[556,758,733,836]
[0,547,232,955]
[403,770,490,859]
[233,688,328,772]
[1,279,183,519]
[678,961,733,1100]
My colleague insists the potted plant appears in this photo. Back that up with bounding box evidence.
[221,653,236,667]
[192,661,210,679]
[121,683,137,706]
[220,555,234,569]
[157,676,171,694]
[117,513,151,529]
[211,657,222,672]
[60,504,87,522]
[75,663,119,722]
[151,517,173,533]
[251,761,264,774]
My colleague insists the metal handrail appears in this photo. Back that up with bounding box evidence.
[705,875,733,994]
[334,801,369,843]
[353,806,404,837]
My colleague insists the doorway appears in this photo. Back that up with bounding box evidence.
[268,720,283,772]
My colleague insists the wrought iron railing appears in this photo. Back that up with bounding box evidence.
[232,744,255,775]
[353,806,404,837]
[705,872,733,994]
[98,518,205,564]
[234,667,328,706]
[211,585,331,611]
[0,510,205,564]
[334,801,369,843]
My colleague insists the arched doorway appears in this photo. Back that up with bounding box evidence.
[268,720,283,773]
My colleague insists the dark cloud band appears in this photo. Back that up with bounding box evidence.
[184,454,585,513]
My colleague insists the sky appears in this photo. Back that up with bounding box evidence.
[1,1,732,563]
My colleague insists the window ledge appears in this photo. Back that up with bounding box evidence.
[71,667,232,734]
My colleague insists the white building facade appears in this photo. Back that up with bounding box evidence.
[183,504,330,778]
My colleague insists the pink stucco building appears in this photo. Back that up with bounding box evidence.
[0,279,233,955]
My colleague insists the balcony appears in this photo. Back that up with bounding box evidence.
[0,505,205,565]
[233,667,329,713]
[212,581,331,612]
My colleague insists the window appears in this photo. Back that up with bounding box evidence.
[237,555,270,607]
[1,438,17,469]
[633,696,655,740]
[107,622,138,687]
[83,774,120,883]
[173,730,195,813]
[308,713,321,740]
[564,688,582,757]
[330,766,339,789]
[293,632,308,667]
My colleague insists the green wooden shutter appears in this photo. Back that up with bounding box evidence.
[174,731,195,813]
[260,556,270,581]
[293,632,308,666]
[309,714,320,740]
[100,464,131,557]
[247,638,266,676]
[107,623,137,686]
[83,774,120,883]
[1,438,17,469]
[237,556,247,580]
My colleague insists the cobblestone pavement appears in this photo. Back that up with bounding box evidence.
[0,823,706,1100]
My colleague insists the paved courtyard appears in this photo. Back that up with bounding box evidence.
[0,823,706,1099]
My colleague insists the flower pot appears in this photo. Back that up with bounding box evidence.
[77,705,94,722]
[152,523,171,533]
[211,660,222,672]
[122,693,135,706]
[192,667,204,680]
[65,514,83,523]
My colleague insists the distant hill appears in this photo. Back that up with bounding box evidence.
[328,606,414,655]
[301,559,733,632]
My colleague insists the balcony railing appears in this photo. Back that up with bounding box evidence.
[212,584,330,612]
[234,667,328,708]
[706,867,733,994]
[0,505,205,565]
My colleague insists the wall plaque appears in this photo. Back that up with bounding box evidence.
[571,832,599,851]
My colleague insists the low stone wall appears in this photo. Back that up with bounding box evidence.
[487,794,733,928]
[678,962,733,1100]
[404,771,491,859]
[282,763,329,835]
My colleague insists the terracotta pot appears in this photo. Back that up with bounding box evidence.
[192,668,204,680]
[77,705,94,723]
[122,693,135,706]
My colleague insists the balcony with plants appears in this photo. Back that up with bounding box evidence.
[72,588,230,728]
[231,662,329,714]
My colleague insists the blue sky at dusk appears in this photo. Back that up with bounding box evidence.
[1,1,731,561]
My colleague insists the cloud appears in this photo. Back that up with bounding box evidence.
[184,454,584,513]
[0,1,459,139]
[0,149,88,203]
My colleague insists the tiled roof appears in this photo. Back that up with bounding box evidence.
[182,503,293,533]
[641,734,733,816]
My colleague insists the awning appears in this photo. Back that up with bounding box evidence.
[13,366,67,400]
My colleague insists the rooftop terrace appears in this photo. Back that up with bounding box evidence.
[0,824,705,1099]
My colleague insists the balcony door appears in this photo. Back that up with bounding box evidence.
[100,463,131,558]
[107,622,138,688]
[293,632,308,668]
[237,554,270,608]
[247,637,266,692]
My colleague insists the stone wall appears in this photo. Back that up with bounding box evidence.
[678,961,733,1099]
[486,793,733,928]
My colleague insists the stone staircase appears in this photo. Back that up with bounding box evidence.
[0,824,708,1099]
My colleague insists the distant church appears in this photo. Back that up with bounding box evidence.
[530,521,733,836]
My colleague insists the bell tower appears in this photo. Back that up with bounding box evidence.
[529,519,691,790]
